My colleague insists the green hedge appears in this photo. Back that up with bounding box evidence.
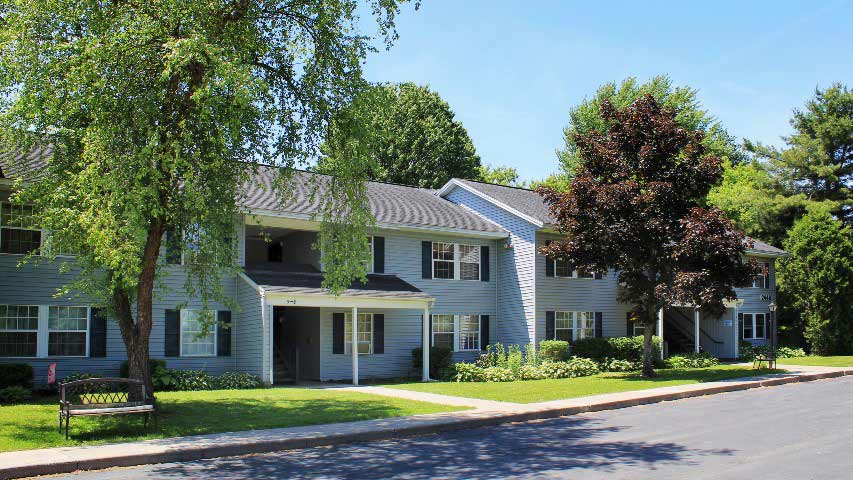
[571,336,661,362]
[539,340,570,362]
[0,363,33,389]
[412,346,454,379]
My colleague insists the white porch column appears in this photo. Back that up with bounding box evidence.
[351,306,359,385]
[658,308,665,360]
[422,306,431,381]
[694,307,701,353]
[733,304,739,359]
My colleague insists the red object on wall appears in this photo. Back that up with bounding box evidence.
[47,363,57,385]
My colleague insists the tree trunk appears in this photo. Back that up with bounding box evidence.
[642,307,657,378]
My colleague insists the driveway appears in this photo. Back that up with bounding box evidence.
[49,376,853,479]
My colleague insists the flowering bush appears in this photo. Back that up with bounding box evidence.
[664,351,720,369]
[170,370,215,391]
[454,363,485,382]
[739,341,806,361]
[540,357,600,379]
[481,367,516,382]
[599,358,642,372]
[519,364,548,380]
[212,372,265,390]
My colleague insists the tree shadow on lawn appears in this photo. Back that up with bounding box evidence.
[150,416,734,480]
[614,367,781,383]
[6,396,428,450]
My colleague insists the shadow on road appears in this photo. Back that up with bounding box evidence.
[148,416,734,479]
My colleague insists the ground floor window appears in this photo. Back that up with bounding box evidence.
[431,314,482,351]
[181,310,216,356]
[345,312,373,354]
[554,311,595,341]
[48,306,88,357]
[742,313,766,340]
[0,305,39,357]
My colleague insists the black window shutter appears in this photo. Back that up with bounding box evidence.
[480,315,490,350]
[763,262,770,289]
[545,311,555,340]
[333,313,345,354]
[480,246,490,282]
[544,240,554,277]
[595,312,603,338]
[626,311,634,337]
[165,229,182,265]
[89,308,107,358]
[164,309,180,357]
[594,272,604,280]
[217,311,232,357]
[738,312,744,340]
[373,314,384,354]
[421,241,432,279]
[373,236,385,273]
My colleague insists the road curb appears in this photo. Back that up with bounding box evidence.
[3,369,850,479]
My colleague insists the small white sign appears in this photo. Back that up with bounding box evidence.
[724,320,733,327]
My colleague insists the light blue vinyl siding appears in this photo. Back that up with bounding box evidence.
[235,275,265,378]
[444,187,536,347]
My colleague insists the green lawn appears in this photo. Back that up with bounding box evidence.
[777,356,853,367]
[386,366,781,403]
[0,387,464,453]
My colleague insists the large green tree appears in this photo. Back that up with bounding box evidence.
[747,83,852,223]
[317,82,481,188]
[0,0,414,395]
[478,164,525,187]
[539,95,758,377]
[556,76,744,182]
[777,211,853,355]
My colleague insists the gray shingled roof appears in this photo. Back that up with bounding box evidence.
[243,167,505,234]
[449,178,787,256]
[0,144,51,180]
[246,268,433,300]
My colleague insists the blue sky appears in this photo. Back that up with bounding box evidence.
[358,0,853,182]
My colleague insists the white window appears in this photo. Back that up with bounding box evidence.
[47,306,89,357]
[432,242,455,279]
[366,235,374,273]
[459,245,480,281]
[180,310,216,356]
[0,202,41,255]
[0,305,39,357]
[750,263,770,288]
[554,311,595,341]
[344,312,373,354]
[458,315,480,351]
[431,314,454,350]
[552,258,597,279]
[742,313,766,340]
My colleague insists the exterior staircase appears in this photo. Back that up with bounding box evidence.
[273,346,299,385]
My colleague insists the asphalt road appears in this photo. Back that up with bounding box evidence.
[53,376,853,480]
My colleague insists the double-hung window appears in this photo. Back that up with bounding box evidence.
[0,305,39,357]
[48,306,89,357]
[552,258,598,279]
[344,312,373,354]
[742,313,766,340]
[366,235,374,273]
[554,311,595,341]
[0,202,41,255]
[750,263,770,288]
[432,243,481,280]
[431,314,482,351]
[431,314,455,350]
[180,310,216,356]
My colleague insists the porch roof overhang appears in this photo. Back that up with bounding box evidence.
[241,269,434,309]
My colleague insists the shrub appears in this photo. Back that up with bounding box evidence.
[506,345,524,375]
[0,363,33,389]
[540,357,600,379]
[60,372,101,384]
[664,351,720,369]
[608,335,661,362]
[0,386,31,404]
[454,363,484,382]
[120,359,174,390]
[170,370,214,391]
[481,367,515,382]
[740,342,806,361]
[571,337,612,360]
[476,343,509,369]
[213,372,265,390]
[599,358,642,372]
[519,364,548,380]
[412,346,455,379]
[777,346,806,358]
[539,340,570,362]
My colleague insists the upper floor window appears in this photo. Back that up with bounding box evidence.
[366,235,374,273]
[554,311,595,341]
[742,313,766,340]
[432,242,480,280]
[0,202,41,255]
[750,262,770,288]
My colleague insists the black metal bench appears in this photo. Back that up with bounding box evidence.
[59,378,156,439]
[753,351,777,370]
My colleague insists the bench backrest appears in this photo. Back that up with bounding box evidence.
[59,378,148,410]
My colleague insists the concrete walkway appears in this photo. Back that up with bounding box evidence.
[2,365,850,480]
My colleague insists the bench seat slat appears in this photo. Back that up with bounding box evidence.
[68,405,155,416]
